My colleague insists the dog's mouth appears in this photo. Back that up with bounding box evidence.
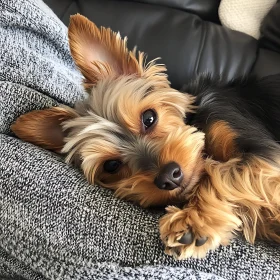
[159,174,201,206]
[176,173,201,196]
[176,152,207,196]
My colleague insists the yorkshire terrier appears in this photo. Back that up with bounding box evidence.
[11,14,280,259]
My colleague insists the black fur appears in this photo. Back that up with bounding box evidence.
[183,74,280,162]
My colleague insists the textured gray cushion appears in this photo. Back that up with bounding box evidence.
[0,0,279,279]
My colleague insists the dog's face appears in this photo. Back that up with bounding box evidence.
[12,15,205,207]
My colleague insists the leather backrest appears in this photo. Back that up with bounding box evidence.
[260,1,280,53]
[45,0,258,88]
[127,0,221,23]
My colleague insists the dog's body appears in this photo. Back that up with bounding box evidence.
[186,74,280,157]
[184,74,280,170]
[11,15,280,259]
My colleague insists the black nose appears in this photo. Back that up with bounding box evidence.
[154,162,184,190]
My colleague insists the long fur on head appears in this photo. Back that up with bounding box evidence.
[60,78,200,206]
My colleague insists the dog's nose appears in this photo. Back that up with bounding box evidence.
[154,162,184,190]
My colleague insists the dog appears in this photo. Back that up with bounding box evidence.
[11,14,280,259]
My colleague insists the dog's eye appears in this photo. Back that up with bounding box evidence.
[103,160,122,173]
[142,109,157,131]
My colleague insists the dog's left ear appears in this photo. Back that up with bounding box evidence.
[68,14,141,87]
[11,107,78,152]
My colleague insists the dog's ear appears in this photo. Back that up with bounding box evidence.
[68,14,141,87]
[11,107,78,152]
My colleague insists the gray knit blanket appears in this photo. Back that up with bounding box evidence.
[0,0,279,279]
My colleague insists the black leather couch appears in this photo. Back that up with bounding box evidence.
[44,0,280,89]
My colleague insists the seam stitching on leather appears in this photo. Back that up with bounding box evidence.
[194,21,207,75]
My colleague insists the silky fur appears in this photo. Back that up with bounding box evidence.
[11,14,280,259]
[161,156,280,259]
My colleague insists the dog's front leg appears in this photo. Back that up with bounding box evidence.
[159,158,249,259]
[159,174,242,259]
[159,155,280,259]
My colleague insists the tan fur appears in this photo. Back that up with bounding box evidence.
[206,120,238,161]
[113,174,182,207]
[204,156,280,243]
[11,107,78,152]
[106,126,205,207]
[11,14,280,260]
[160,156,280,259]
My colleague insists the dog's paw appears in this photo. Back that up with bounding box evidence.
[159,206,236,259]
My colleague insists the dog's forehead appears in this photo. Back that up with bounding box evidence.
[89,77,152,117]
[75,76,190,132]
[72,77,160,137]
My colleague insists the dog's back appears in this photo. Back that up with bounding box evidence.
[184,74,280,162]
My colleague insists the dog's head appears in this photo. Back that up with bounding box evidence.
[12,15,205,207]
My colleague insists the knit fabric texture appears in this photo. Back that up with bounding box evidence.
[0,0,279,279]
[219,0,277,39]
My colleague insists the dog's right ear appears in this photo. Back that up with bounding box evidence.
[68,14,141,87]
[11,107,78,152]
